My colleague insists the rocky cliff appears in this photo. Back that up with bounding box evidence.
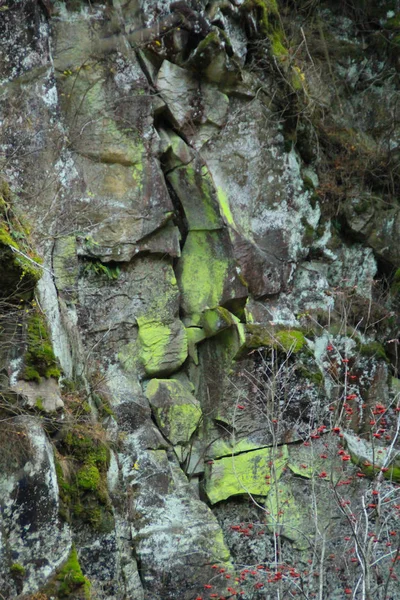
[1,1,400,599]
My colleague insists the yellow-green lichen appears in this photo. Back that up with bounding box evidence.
[201,306,240,338]
[205,445,288,504]
[216,187,235,227]
[245,325,306,353]
[209,438,268,460]
[177,231,231,316]
[137,318,188,376]
[145,378,202,445]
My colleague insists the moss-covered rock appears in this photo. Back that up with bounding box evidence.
[176,230,247,318]
[56,425,113,532]
[205,445,288,504]
[0,179,42,296]
[21,310,61,383]
[137,317,188,376]
[145,378,202,445]
[55,546,91,599]
[201,306,240,338]
[245,325,307,353]
[166,162,223,231]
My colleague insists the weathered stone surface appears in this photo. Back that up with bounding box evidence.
[0,418,71,596]
[167,160,223,231]
[2,1,400,598]
[203,101,319,296]
[156,60,198,130]
[119,444,232,600]
[344,432,400,481]
[11,378,64,413]
[74,157,174,262]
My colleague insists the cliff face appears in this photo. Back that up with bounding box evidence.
[1,1,400,599]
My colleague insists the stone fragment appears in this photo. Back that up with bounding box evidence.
[205,445,288,504]
[137,318,188,376]
[160,129,194,171]
[11,378,64,413]
[176,229,247,318]
[145,379,202,445]
[156,60,198,130]
[343,432,400,481]
[201,306,240,338]
[167,161,223,231]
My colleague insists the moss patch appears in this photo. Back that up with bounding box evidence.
[10,563,25,577]
[246,325,307,353]
[358,341,388,362]
[0,179,42,296]
[55,425,113,532]
[56,546,90,599]
[21,310,61,383]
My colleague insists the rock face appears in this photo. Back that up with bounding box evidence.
[1,1,400,599]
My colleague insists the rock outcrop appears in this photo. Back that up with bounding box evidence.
[1,1,400,599]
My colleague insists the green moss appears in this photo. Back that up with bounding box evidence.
[76,464,101,491]
[10,563,25,577]
[63,428,109,466]
[384,13,400,29]
[270,29,289,58]
[22,366,41,384]
[83,260,120,280]
[57,427,113,531]
[242,0,279,35]
[390,268,400,296]
[0,180,42,287]
[301,217,315,246]
[246,326,306,353]
[57,546,91,599]
[92,392,114,418]
[21,311,61,383]
[35,397,45,411]
[275,329,306,352]
[359,341,388,361]
[297,366,323,386]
